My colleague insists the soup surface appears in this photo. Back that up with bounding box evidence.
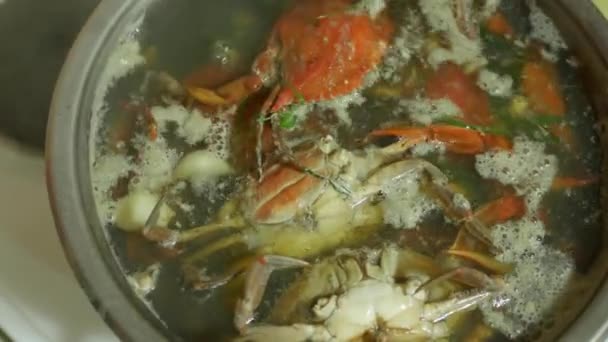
[90,0,604,341]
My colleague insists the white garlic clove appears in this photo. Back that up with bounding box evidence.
[173,150,234,184]
[115,190,175,232]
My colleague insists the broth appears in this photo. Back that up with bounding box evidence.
[90,0,603,341]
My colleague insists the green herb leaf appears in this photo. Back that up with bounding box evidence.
[279,111,297,129]
[434,117,510,136]
[525,114,563,127]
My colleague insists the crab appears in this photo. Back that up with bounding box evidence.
[186,0,506,114]
[234,245,502,340]
[186,0,394,112]
[144,124,525,281]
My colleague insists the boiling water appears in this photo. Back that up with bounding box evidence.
[90,0,604,341]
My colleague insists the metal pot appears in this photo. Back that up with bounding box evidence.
[46,1,608,341]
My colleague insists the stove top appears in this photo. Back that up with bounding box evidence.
[0,0,99,150]
[0,1,118,341]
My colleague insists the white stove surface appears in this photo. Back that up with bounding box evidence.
[0,138,117,342]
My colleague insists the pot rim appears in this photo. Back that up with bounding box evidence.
[45,0,168,341]
[548,1,608,339]
[45,1,608,341]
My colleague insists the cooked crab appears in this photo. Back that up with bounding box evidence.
[186,0,394,112]
[143,125,525,284]
[234,245,502,340]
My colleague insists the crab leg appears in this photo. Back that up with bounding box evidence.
[178,218,247,243]
[256,85,282,179]
[414,267,500,323]
[186,28,281,109]
[370,125,511,154]
[186,43,277,108]
[472,194,526,227]
[235,255,309,332]
[235,324,331,342]
[451,195,526,252]
[447,249,513,274]
[187,255,259,291]
[184,233,247,264]
[422,177,497,248]
[551,176,599,191]
[424,289,493,323]
[353,159,449,207]
[416,267,500,294]
[447,195,525,273]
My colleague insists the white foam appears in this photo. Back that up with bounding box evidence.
[397,96,462,125]
[481,217,574,338]
[379,12,424,83]
[381,172,437,229]
[151,104,213,145]
[475,137,558,212]
[481,0,502,19]
[528,0,567,52]
[151,104,190,133]
[290,102,314,125]
[91,153,134,222]
[493,217,546,261]
[130,136,180,192]
[352,0,387,18]
[91,16,147,157]
[477,69,513,98]
[205,119,232,161]
[317,91,366,126]
[418,0,486,68]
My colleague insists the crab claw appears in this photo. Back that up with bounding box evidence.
[473,194,526,227]
[270,88,297,113]
[370,125,511,155]
[447,194,526,272]
[465,194,526,248]
[235,255,309,332]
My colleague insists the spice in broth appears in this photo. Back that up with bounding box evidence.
[90,0,603,341]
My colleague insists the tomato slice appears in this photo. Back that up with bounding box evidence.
[522,61,566,116]
[426,63,493,126]
[486,11,514,38]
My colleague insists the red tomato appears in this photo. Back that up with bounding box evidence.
[426,62,493,126]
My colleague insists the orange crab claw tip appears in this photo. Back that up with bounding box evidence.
[482,134,513,151]
[474,195,526,227]
[270,89,295,113]
[369,127,429,139]
[551,176,600,191]
[486,11,515,37]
